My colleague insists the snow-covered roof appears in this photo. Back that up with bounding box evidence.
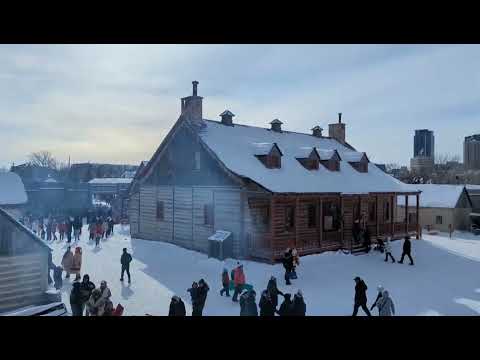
[0,172,27,205]
[466,184,480,190]
[295,147,318,159]
[317,149,338,160]
[220,110,235,117]
[342,151,367,163]
[397,184,466,208]
[88,178,133,184]
[198,120,411,194]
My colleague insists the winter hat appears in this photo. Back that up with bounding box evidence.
[101,280,107,287]
[377,285,384,292]
[284,293,292,300]
[353,276,361,281]
[296,290,303,297]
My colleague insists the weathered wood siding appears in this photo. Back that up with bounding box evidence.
[128,192,140,237]
[139,186,157,240]
[214,190,243,257]
[192,188,213,252]
[174,187,193,248]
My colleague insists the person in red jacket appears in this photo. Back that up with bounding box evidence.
[95,221,103,247]
[232,263,245,302]
[220,268,230,297]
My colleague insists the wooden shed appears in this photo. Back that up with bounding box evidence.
[129,82,420,262]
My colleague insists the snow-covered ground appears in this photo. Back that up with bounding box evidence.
[47,225,480,316]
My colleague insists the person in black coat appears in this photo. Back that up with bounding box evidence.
[266,276,284,310]
[79,274,96,315]
[259,290,276,316]
[70,282,84,316]
[187,282,201,316]
[47,251,54,285]
[240,290,258,316]
[398,236,414,265]
[277,293,294,316]
[292,290,306,316]
[195,279,210,316]
[352,276,371,316]
[168,296,186,316]
[66,218,73,243]
[282,250,294,285]
[363,227,372,253]
[120,248,133,283]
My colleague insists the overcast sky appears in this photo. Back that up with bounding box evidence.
[1,44,479,168]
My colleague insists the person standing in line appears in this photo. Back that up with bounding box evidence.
[266,276,284,311]
[370,285,384,315]
[398,236,414,265]
[232,263,246,302]
[376,290,395,316]
[277,293,294,316]
[71,247,83,281]
[240,289,258,316]
[352,276,371,317]
[120,248,132,283]
[384,237,396,263]
[70,282,84,316]
[79,274,96,316]
[168,296,186,316]
[259,290,276,316]
[220,268,230,297]
[292,290,306,316]
[61,246,74,279]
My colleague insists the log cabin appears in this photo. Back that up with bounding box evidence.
[128,82,420,262]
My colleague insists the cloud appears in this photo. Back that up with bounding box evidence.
[1,44,478,168]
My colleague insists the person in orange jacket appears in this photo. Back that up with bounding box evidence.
[232,263,245,302]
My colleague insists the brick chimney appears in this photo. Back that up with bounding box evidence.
[270,119,283,132]
[328,113,345,144]
[181,81,203,125]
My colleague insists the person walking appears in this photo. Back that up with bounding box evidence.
[102,218,108,239]
[61,246,74,279]
[384,237,396,263]
[398,236,414,265]
[232,263,246,302]
[220,268,230,297]
[266,276,284,310]
[46,218,52,241]
[71,247,82,281]
[259,290,276,316]
[88,221,95,241]
[292,290,306,316]
[95,220,103,247]
[196,279,210,316]
[86,288,106,316]
[52,219,58,241]
[370,285,384,315]
[73,217,82,242]
[240,289,258,316]
[70,282,84,316]
[59,220,65,241]
[120,248,132,283]
[352,276,371,317]
[168,296,186,316]
[376,290,395,316]
[187,282,200,316]
[47,251,54,285]
[79,274,95,316]
[282,249,294,285]
[108,217,115,236]
[66,217,73,243]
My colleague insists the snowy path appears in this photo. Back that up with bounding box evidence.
[48,225,480,316]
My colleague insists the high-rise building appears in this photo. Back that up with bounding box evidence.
[464,134,480,170]
[413,129,435,159]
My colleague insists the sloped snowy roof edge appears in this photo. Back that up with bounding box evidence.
[0,172,28,205]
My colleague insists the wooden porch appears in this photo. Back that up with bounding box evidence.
[247,191,421,262]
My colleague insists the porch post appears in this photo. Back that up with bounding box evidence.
[416,192,420,239]
[270,195,275,262]
[390,195,394,238]
[405,194,409,236]
[376,195,379,239]
[319,197,323,247]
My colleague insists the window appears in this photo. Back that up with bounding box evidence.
[156,201,164,220]
[204,204,214,226]
[253,206,270,229]
[384,201,390,221]
[308,204,317,228]
[194,151,201,170]
[368,201,376,223]
[285,206,295,231]
[323,202,340,231]
[436,215,443,225]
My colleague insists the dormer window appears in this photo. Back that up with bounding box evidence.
[318,149,341,171]
[296,147,320,170]
[253,142,283,169]
[343,152,369,173]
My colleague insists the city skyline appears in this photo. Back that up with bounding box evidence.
[1,44,479,168]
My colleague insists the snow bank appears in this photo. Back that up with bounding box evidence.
[0,172,27,205]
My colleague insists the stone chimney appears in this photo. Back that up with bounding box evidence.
[181,81,203,125]
[219,110,235,126]
[328,113,345,143]
[311,126,323,138]
[270,119,283,132]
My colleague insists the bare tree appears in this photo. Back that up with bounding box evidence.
[28,151,58,169]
